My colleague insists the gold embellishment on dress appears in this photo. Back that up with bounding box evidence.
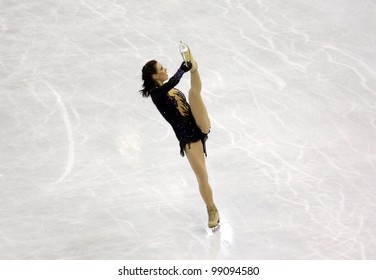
[168,89,189,117]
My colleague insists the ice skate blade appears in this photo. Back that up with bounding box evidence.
[210,224,221,233]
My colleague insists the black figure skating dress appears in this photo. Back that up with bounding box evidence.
[150,68,208,157]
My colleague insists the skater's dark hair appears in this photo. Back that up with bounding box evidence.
[140,60,158,97]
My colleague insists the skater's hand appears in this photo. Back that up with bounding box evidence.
[179,61,192,72]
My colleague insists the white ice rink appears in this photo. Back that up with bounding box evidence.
[1,0,376,259]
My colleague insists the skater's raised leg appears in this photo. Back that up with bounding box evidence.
[180,42,211,134]
[189,69,211,134]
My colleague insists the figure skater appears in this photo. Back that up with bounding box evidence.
[140,42,219,229]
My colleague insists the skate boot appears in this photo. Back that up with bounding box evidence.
[179,41,198,73]
[207,205,220,229]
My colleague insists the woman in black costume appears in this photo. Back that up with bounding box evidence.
[140,42,219,228]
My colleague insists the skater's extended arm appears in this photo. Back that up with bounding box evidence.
[151,62,192,95]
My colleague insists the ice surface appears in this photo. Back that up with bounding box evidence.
[1,0,376,259]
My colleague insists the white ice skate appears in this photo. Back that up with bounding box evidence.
[179,41,190,66]
[179,41,197,72]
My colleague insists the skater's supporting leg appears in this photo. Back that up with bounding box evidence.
[185,140,214,207]
[185,140,219,228]
[189,69,211,134]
